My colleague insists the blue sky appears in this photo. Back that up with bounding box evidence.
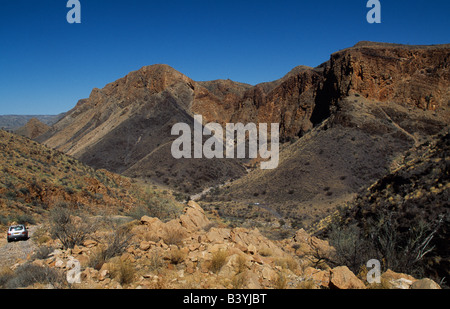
[0,0,449,115]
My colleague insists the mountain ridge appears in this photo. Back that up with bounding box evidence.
[40,42,450,198]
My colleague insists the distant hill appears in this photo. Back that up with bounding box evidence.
[41,64,247,195]
[0,113,65,131]
[15,118,50,139]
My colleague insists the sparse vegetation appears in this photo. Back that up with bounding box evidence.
[209,250,228,273]
[169,248,187,265]
[0,43,448,291]
[162,226,186,246]
[49,206,96,249]
[1,263,66,289]
[322,130,450,284]
[110,260,136,286]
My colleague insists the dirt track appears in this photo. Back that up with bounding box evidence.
[0,226,38,269]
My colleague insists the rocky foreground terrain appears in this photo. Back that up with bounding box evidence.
[0,201,442,289]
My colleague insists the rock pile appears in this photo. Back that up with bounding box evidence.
[19,201,441,289]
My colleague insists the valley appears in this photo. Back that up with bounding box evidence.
[0,41,448,289]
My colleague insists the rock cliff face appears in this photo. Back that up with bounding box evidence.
[200,42,450,141]
[317,41,450,113]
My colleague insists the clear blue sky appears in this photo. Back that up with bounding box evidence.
[0,0,449,115]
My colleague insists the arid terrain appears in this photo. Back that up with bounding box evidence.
[0,41,448,289]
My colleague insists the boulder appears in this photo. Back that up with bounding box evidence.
[381,269,417,289]
[206,228,231,244]
[141,216,163,227]
[303,267,330,288]
[390,278,414,289]
[411,278,441,289]
[261,265,278,282]
[139,241,151,251]
[83,240,98,248]
[179,200,211,231]
[329,266,366,289]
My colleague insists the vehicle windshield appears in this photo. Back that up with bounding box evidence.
[9,226,24,231]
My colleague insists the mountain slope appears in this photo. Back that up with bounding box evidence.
[0,129,186,227]
[317,128,449,284]
[198,42,450,229]
[0,130,135,224]
[41,42,450,199]
[40,64,247,194]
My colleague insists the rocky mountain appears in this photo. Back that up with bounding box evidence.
[200,42,450,229]
[227,41,450,141]
[315,128,449,285]
[40,41,449,226]
[1,41,449,290]
[40,65,247,195]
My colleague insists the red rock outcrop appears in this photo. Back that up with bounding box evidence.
[322,42,450,111]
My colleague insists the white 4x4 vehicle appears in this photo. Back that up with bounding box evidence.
[7,225,29,242]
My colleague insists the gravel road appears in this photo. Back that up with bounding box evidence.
[0,226,38,269]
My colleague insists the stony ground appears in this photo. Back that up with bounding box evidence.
[1,201,439,290]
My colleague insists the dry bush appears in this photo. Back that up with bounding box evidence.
[88,225,132,270]
[258,247,273,257]
[296,278,317,289]
[147,249,165,271]
[236,255,248,274]
[274,272,287,289]
[209,250,228,273]
[274,256,299,273]
[31,226,51,245]
[231,271,248,289]
[3,263,66,289]
[31,245,54,260]
[49,207,96,249]
[162,226,186,246]
[110,260,136,285]
[169,248,187,265]
[102,225,133,260]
